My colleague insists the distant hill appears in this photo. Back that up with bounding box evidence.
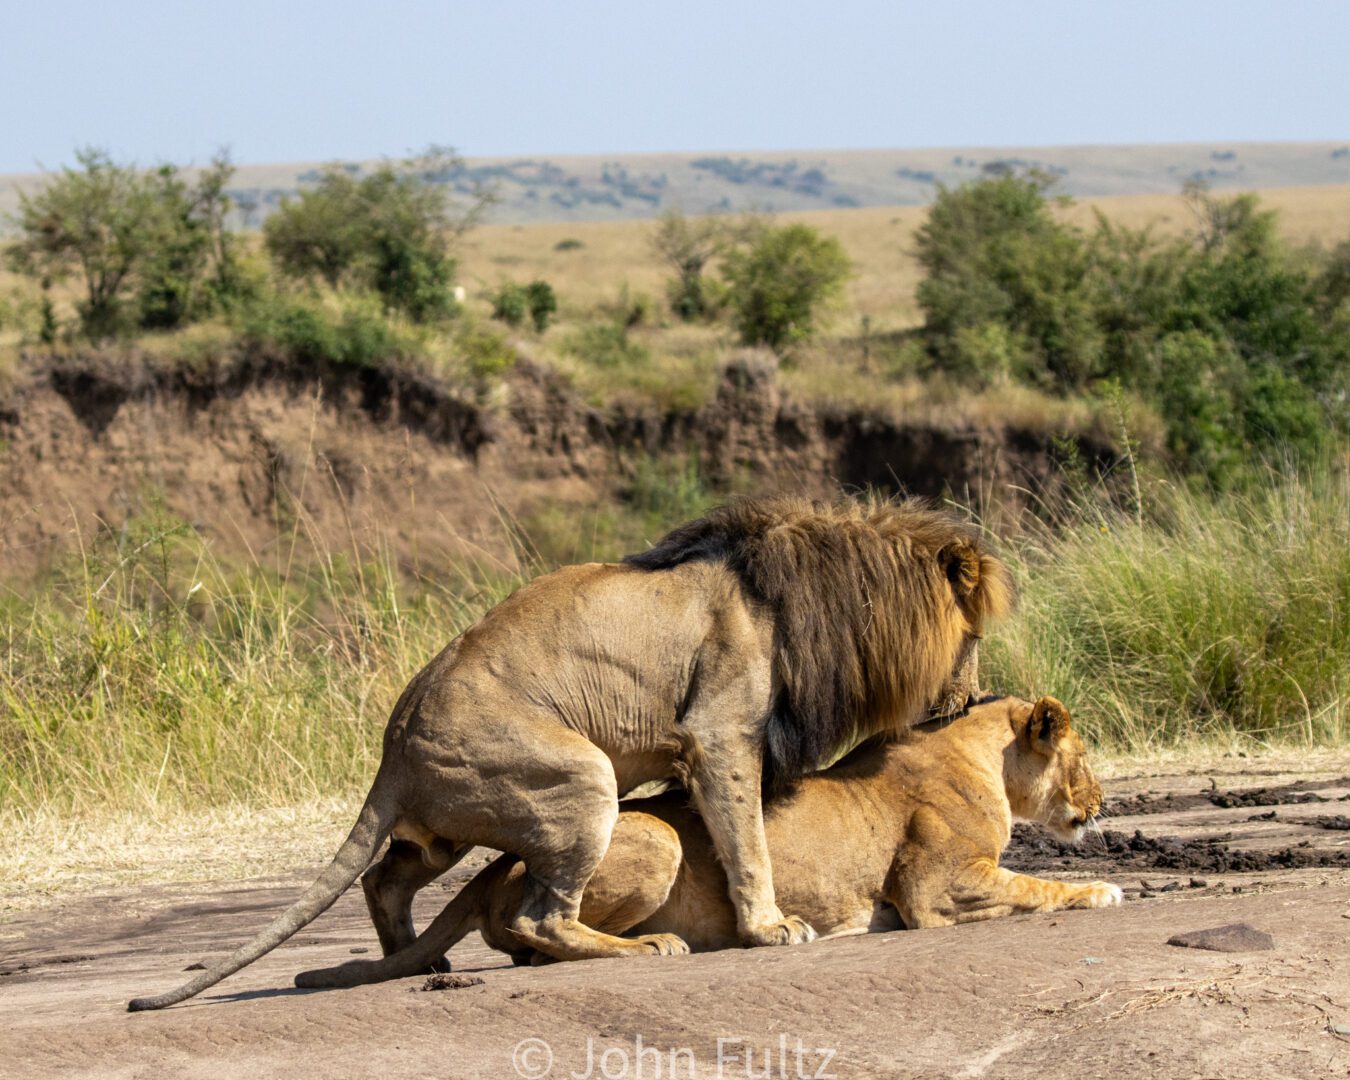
[3,142,1349,227]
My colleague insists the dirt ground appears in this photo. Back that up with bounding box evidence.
[4,763,1350,1080]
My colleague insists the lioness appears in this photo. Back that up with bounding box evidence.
[297,696,1120,987]
[129,497,1011,1010]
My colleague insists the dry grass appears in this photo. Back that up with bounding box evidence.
[458,184,1350,338]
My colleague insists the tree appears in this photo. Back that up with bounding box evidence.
[136,154,240,329]
[650,210,725,320]
[914,173,1100,390]
[6,148,237,339]
[264,149,483,322]
[720,222,850,349]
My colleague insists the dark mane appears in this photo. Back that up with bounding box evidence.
[626,496,1014,792]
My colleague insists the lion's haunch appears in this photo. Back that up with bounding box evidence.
[128,496,1013,1009]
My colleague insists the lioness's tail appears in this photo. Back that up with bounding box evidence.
[127,783,400,1012]
[293,853,518,989]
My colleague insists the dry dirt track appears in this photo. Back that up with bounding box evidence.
[4,768,1350,1080]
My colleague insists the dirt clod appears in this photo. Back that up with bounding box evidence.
[1007,825,1350,874]
[1167,923,1275,952]
[420,973,485,992]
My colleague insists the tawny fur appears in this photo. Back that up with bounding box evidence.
[296,696,1120,988]
[627,496,1015,786]
[128,495,1011,1010]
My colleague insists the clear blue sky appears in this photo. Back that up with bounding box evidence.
[2,1,1346,172]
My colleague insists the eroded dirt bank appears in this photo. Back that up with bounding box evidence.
[3,767,1349,1079]
[0,350,1113,577]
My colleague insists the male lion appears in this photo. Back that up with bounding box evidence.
[296,695,1120,987]
[129,496,1011,1010]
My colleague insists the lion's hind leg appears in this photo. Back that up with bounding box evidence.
[362,835,469,970]
[506,737,690,962]
[296,853,515,990]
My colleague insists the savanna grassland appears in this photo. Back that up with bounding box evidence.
[2,161,1350,906]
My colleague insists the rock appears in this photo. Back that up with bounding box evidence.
[182,962,206,971]
[1166,923,1274,953]
[348,947,369,954]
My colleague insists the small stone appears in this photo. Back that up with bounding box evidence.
[1189,879,1209,889]
[349,947,369,954]
[1330,1024,1350,1035]
[1080,956,1104,965]
[182,962,206,971]
[1167,923,1274,953]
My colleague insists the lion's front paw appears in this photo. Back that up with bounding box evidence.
[637,933,690,956]
[742,915,817,947]
[1074,881,1123,908]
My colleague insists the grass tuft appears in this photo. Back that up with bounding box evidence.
[986,458,1350,749]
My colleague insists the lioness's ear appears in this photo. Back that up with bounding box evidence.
[1028,696,1072,753]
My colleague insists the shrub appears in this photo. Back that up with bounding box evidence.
[553,238,585,252]
[236,292,420,368]
[913,175,1348,483]
[6,149,238,340]
[566,321,649,368]
[525,280,557,333]
[264,150,480,323]
[489,282,528,327]
[915,173,1100,390]
[490,280,556,333]
[720,222,850,349]
[458,325,516,380]
[651,210,725,321]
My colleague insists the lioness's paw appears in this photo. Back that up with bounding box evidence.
[295,960,370,989]
[1075,881,1123,908]
[638,933,690,956]
[743,915,817,947]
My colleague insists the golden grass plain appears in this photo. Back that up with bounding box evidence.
[458,184,1350,335]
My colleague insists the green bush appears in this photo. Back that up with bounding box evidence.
[566,321,650,368]
[236,292,420,368]
[720,222,849,349]
[489,282,528,327]
[916,173,1100,390]
[6,149,239,340]
[524,280,557,332]
[913,175,1347,484]
[264,150,477,323]
[458,325,517,379]
[489,280,557,333]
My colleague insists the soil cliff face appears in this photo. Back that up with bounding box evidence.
[0,351,1112,577]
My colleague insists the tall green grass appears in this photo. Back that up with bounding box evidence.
[3,461,1347,821]
[986,460,1350,749]
[0,512,516,818]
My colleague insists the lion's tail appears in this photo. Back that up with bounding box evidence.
[293,853,515,989]
[126,778,401,1012]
